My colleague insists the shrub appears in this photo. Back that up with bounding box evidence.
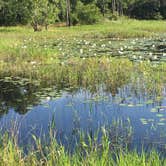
[160,6,166,19]
[129,0,162,20]
[71,13,79,26]
[108,12,119,20]
[74,2,101,25]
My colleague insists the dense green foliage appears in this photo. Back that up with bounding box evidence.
[128,0,163,19]
[0,0,166,29]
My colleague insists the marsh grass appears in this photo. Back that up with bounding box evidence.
[0,127,165,166]
[0,20,166,92]
[0,56,165,95]
[0,20,166,39]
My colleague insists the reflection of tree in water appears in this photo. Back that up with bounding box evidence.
[0,75,125,117]
[0,77,80,117]
[0,79,41,115]
[1,74,162,118]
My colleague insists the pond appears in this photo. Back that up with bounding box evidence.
[0,36,166,155]
[0,77,166,154]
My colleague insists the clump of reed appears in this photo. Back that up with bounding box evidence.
[1,56,166,95]
[0,126,165,166]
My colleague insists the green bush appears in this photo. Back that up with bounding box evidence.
[0,0,32,26]
[129,0,162,20]
[160,6,166,19]
[71,13,79,26]
[75,2,101,25]
[108,12,119,20]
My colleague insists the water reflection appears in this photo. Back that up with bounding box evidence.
[0,77,166,154]
[0,78,38,114]
[0,76,127,116]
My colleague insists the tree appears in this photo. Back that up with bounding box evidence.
[31,0,43,31]
[42,0,58,30]
[96,0,110,17]
[0,0,32,26]
[129,0,162,20]
[159,0,166,19]
[66,0,71,26]
[31,0,57,31]
[0,0,165,27]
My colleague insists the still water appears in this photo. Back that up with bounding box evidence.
[0,78,166,153]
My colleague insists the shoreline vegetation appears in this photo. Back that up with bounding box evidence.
[0,104,165,165]
[1,20,166,38]
[0,126,165,166]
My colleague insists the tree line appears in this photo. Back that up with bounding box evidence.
[0,0,166,31]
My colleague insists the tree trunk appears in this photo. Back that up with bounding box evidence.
[66,0,71,27]
[119,0,123,16]
[45,24,48,30]
[102,0,105,17]
[112,0,116,14]
[31,22,42,32]
[160,0,166,6]
[32,23,38,32]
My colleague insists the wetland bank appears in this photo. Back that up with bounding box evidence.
[0,20,166,165]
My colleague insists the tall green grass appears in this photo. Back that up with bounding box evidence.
[0,129,165,166]
[0,57,165,95]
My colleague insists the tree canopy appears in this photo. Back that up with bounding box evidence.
[0,0,165,30]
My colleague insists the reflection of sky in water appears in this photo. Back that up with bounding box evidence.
[0,85,166,152]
